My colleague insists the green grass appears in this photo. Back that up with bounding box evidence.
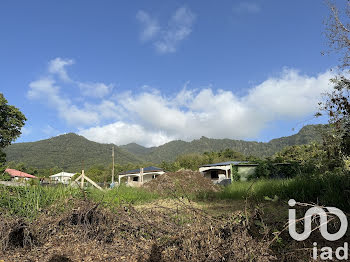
[0,184,159,219]
[2,171,349,219]
[87,184,160,208]
[0,185,82,219]
[205,172,350,211]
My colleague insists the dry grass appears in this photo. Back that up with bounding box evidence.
[143,170,219,198]
[1,198,276,262]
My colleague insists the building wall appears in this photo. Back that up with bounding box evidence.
[201,165,256,182]
[51,176,72,184]
[125,173,160,186]
[202,169,229,183]
[143,174,159,183]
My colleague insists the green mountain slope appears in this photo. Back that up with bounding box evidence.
[4,125,325,170]
[122,125,326,162]
[4,133,142,171]
[120,143,150,155]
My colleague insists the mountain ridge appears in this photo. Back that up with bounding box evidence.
[4,133,142,171]
[119,124,325,162]
[4,124,325,170]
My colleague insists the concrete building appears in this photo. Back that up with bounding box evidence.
[118,166,165,187]
[199,161,258,183]
[50,172,76,184]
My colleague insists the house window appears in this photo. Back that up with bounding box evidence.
[210,171,219,179]
[133,177,139,182]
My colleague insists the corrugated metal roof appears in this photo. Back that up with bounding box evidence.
[200,161,256,167]
[5,169,37,179]
[121,166,163,175]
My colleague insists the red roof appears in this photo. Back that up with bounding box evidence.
[5,169,37,179]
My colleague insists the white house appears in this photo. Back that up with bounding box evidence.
[50,172,76,184]
[118,166,165,187]
[199,161,258,183]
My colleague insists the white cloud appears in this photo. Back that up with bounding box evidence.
[245,69,333,119]
[28,58,334,147]
[77,69,333,146]
[156,7,196,53]
[78,82,113,98]
[28,78,100,126]
[136,10,160,41]
[27,58,118,127]
[233,2,261,14]
[136,7,196,54]
[79,122,173,147]
[48,58,74,82]
[49,57,113,98]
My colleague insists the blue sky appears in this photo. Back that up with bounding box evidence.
[0,0,340,147]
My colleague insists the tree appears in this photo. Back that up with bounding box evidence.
[319,1,350,161]
[0,93,26,166]
[0,93,26,148]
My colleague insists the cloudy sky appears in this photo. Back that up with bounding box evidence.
[0,1,340,147]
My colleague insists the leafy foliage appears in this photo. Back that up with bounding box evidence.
[0,93,26,174]
[0,93,26,149]
[0,172,11,181]
[318,1,350,162]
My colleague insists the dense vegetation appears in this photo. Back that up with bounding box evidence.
[4,124,324,172]
[0,185,82,219]
[0,93,26,175]
[1,127,337,182]
[202,170,350,211]
[123,124,325,162]
[4,133,142,172]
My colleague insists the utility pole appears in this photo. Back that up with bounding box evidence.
[111,146,115,184]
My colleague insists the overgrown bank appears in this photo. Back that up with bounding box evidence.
[203,171,350,211]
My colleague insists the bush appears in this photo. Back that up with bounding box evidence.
[0,172,11,181]
[252,159,300,180]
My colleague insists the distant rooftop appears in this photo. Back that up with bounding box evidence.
[50,172,76,178]
[121,166,163,175]
[5,168,37,179]
[200,161,257,167]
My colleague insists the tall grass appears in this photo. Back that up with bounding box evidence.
[0,184,159,219]
[87,184,160,207]
[0,185,82,219]
[208,172,350,211]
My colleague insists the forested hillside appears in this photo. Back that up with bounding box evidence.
[4,133,142,171]
[5,124,325,170]
[121,125,325,162]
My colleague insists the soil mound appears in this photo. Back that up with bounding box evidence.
[143,170,219,196]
